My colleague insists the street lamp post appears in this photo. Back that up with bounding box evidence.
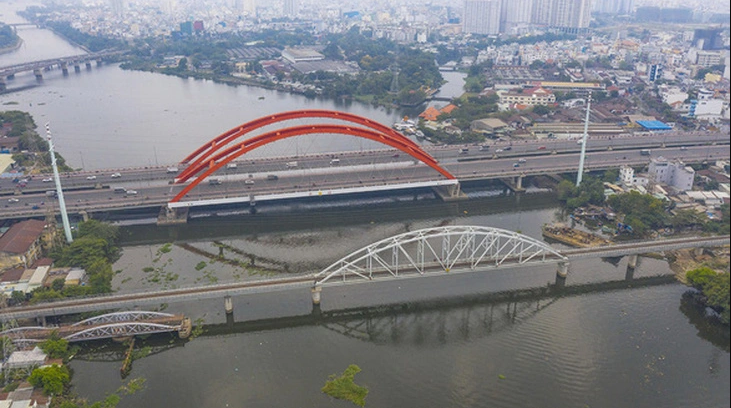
[47,123,73,243]
[576,92,592,186]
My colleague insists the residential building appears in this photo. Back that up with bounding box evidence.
[532,0,591,30]
[499,86,555,106]
[0,220,48,271]
[649,157,695,192]
[463,0,501,35]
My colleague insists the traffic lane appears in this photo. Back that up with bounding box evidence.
[5,131,727,189]
[2,145,729,217]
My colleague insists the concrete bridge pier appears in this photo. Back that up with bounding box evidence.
[557,261,569,278]
[625,264,635,281]
[224,295,233,314]
[515,175,523,190]
[693,247,704,257]
[0,78,5,92]
[85,62,92,70]
[61,62,69,75]
[6,74,14,80]
[33,69,43,80]
[311,286,322,315]
[432,183,468,201]
[96,59,103,67]
[74,64,81,73]
[627,254,638,269]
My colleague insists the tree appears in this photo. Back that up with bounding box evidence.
[532,105,551,116]
[28,365,70,395]
[51,278,65,292]
[39,332,70,359]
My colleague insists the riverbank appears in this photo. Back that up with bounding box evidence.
[668,246,730,284]
[0,38,23,56]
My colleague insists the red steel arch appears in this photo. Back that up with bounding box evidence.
[179,110,425,181]
[170,124,455,203]
[178,122,443,184]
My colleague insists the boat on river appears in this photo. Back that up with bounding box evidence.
[542,224,612,248]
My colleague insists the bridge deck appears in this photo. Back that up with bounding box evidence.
[5,315,185,342]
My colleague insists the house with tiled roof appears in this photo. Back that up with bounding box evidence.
[0,219,49,271]
[419,106,442,121]
[499,87,556,107]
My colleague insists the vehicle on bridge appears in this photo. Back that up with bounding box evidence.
[209,179,222,185]
[167,167,179,173]
[111,172,122,178]
[640,149,651,156]
[286,161,298,168]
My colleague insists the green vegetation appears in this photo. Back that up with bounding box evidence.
[607,191,669,237]
[28,364,70,396]
[38,332,71,359]
[0,23,20,49]
[322,364,369,407]
[51,377,146,408]
[0,111,72,173]
[686,267,730,325]
[556,176,606,210]
[27,220,121,303]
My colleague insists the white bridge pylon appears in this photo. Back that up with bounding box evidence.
[315,226,568,285]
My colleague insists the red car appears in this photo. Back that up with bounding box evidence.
[537,146,546,150]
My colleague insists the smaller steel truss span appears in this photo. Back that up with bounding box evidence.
[0,326,49,336]
[63,322,180,342]
[71,311,177,326]
[315,226,567,285]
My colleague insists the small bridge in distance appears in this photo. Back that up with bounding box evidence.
[0,311,191,345]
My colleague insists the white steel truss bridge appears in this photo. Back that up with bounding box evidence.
[0,311,187,343]
[71,311,178,326]
[314,226,568,286]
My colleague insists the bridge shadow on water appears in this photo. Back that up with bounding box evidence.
[200,275,678,345]
[116,188,557,246]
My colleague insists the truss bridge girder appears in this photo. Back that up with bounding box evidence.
[71,311,178,326]
[315,226,567,285]
[63,322,181,342]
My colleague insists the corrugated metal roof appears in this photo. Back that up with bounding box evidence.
[636,120,672,130]
[0,219,46,254]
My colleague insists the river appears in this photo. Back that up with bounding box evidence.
[1,4,729,408]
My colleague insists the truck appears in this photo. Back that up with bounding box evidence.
[208,178,222,185]
[166,167,179,174]
[286,161,298,168]
[640,149,651,156]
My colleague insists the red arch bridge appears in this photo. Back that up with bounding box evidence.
[165,110,459,212]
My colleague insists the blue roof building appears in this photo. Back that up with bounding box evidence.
[636,120,673,131]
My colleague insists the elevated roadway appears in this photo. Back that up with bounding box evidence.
[1,139,727,220]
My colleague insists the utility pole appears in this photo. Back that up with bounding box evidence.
[46,123,73,243]
[576,92,592,186]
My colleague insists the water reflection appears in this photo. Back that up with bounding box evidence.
[679,291,730,352]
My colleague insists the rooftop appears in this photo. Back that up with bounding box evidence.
[0,220,46,255]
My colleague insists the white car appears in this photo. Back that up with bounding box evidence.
[86,175,97,180]
[111,172,122,178]
[42,177,53,182]
[8,198,20,203]
[495,149,504,153]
